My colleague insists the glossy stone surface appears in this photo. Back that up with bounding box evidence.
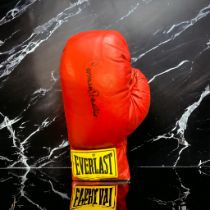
[1,168,210,209]
[0,0,210,169]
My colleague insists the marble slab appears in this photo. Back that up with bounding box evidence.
[0,168,210,209]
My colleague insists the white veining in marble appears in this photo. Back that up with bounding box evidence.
[117,2,140,22]
[196,38,210,58]
[0,176,13,182]
[19,169,46,210]
[132,3,210,62]
[105,2,140,29]
[131,85,210,166]
[150,170,190,208]
[51,71,57,82]
[0,112,21,150]
[198,159,210,167]
[0,156,13,163]
[0,0,37,26]
[6,170,36,208]
[22,88,51,114]
[8,117,56,168]
[132,39,171,63]
[1,169,70,210]
[49,180,70,200]
[106,0,154,30]
[148,60,191,83]
[0,0,88,79]
[166,3,210,38]
[0,66,61,168]
[0,30,20,47]
[198,167,210,176]
[33,140,69,167]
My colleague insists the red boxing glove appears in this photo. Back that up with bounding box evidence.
[60,30,150,181]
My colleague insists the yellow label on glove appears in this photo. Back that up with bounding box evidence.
[70,185,117,210]
[71,148,118,180]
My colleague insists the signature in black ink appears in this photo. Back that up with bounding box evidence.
[86,67,100,117]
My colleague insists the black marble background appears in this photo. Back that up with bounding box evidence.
[1,0,210,209]
[0,0,210,169]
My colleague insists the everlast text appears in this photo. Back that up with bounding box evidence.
[71,148,118,179]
